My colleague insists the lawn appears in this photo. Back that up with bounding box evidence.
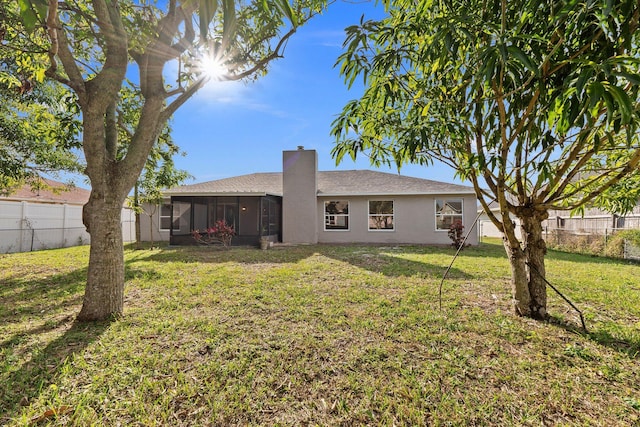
[1,241,639,426]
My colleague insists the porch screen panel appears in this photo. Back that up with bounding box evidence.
[260,197,281,236]
[193,199,208,231]
[172,201,191,235]
[269,199,280,235]
[216,197,237,230]
[238,198,260,236]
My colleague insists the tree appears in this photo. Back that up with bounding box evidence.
[0,78,83,193]
[6,0,326,321]
[114,82,192,248]
[1,20,83,192]
[332,0,640,319]
[129,137,192,248]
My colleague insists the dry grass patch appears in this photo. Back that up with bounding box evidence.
[1,242,639,425]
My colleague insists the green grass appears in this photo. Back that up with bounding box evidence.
[1,241,639,426]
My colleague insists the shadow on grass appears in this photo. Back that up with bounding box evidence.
[0,267,87,328]
[321,248,472,279]
[546,248,640,268]
[0,262,108,423]
[126,242,638,358]
[549,315,640,359]
[0,320,111,424]
[133,244,472,279]
[134,244,313,265]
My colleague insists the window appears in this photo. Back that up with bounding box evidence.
[368,200,394,230]
[435,199,463,230]
[325,200,349,230]
[159,203,179,230]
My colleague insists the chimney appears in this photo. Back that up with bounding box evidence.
[282,148,318,244]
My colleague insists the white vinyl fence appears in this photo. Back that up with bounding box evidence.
[624,240,640,261]
[0,200,135,254]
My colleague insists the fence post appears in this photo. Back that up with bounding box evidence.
[19,201,27,253]
[62,204,67,247]
[624,239,628,260]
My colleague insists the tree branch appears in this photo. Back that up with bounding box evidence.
[162,25,298,121]
[46,15,85,100]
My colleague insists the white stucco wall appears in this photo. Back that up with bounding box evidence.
[317,194,478,245]
[283,149,318,244]
[138,202,170,243]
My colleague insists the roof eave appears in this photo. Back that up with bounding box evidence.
[317,190,476,197]
[165,191,283,197]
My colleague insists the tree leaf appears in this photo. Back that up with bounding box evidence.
[222,0,236,39]
[421,101,431,117]
[616,71,640,86]
[605,82,633,124]
[507,45,537,75]
[587,81,604,112]
[32,0,48,22]
[199,0,218,40]
[17,0,39,33]
[274,0,297,27]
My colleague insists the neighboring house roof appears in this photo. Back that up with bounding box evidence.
[438,201,463,215]
[478,201,499,213]
[0,179,90,205]
[166,170,474,197]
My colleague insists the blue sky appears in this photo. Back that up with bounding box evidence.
[169,1,463,186]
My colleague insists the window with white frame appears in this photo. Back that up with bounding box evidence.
[324,200,349,230]
[368,200,394,230]
[435,199,463,230]
[159,203,179,230]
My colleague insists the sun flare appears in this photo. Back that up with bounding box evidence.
[199,54,228,81]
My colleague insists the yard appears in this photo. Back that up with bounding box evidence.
[1,241,639,425]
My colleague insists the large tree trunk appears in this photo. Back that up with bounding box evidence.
[501,215,533,317]
[502,209,549,320]
[77,194,126,321]
[521,213,549,319]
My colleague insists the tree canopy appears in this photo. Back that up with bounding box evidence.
[4,0,326,320]
[1,9,83,193]
[332,0,640,318]
[0,77,83,193]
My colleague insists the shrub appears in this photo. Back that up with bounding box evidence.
[606,229,640,258]
[192,220,236,248]
[448,220,465,249]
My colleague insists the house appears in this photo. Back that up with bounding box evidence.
[142,148,478,246]
[477,201,523,240]
[0,179,135,253]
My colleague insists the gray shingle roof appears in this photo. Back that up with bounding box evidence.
[166,173,283,196]
[317,170,473,195]
[165,170,473,197]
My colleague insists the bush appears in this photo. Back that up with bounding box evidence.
[192,220,236,248]
[547,229,640,259]
[605,229,640,258]
[448,220,465,249]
